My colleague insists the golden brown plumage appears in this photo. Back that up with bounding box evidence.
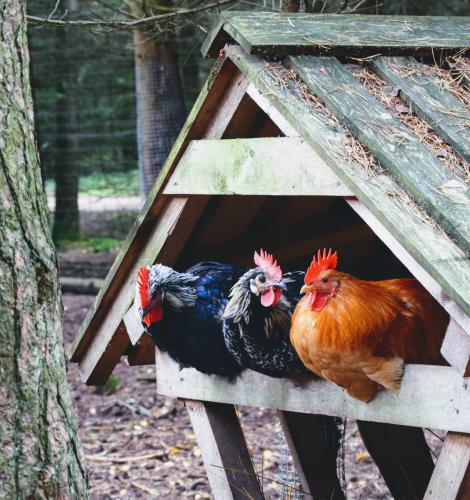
[290,249,449,402]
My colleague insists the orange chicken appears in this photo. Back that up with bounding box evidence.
[290,249,449,401]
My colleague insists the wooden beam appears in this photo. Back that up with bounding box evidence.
[357,421,434,500]
[69,54,242,362]
[78,196,208,384]
[203,13,470,58]
[127,334,155,366]
[278,411,345,500]
[185,400,263,500]
[289,56,470,255]
[373,56,470,164]
[80,321,130,386]
[226,45,469,318]
[245,84,299,137]
[156,351,470,433]
[441,319,470,377]
[123,306,144,346]
[163,138,352,197]
[425,432,470,499]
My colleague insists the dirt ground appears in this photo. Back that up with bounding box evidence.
[63,288,444,499]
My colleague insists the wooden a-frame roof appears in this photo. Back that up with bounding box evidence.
[69,14,470,393]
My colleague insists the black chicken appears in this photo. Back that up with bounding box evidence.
[135,261,245,378]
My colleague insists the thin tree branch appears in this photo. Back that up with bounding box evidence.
[27,0,236,29]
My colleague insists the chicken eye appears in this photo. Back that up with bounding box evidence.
[322,277,329,283]
[257,274,266,284]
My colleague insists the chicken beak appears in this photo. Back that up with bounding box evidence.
[142,290,163,318]
[300,284,311,295]
[272,280,287,291]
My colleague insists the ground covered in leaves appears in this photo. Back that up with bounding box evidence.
[62,251,444,499]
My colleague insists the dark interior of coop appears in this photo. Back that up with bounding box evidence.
[173,93,411,282]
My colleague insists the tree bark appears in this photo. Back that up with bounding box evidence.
[133,0,187,196]
[0,0,88,497]
[52,0,80,241]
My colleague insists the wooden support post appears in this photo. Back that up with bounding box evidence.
[185,400,264,500]
[441,319,470,377]
[425,432,470,500]
[357,421,434,500]
[278,410,345,500]
[127,334,155,366]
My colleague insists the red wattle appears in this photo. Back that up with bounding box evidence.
[308,290,331,311]
[261,288,275,307]
[144,304,163,326]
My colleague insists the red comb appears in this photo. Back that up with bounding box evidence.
[254,249,282,281]
[305,249,338,285]
[137,267,150,309]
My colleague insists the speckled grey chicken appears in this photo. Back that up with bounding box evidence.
[222,250,307,377]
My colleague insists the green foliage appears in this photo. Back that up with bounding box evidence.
[80,170,139,196]
[46,170,139,197]
[55,236,121,253]
[95,374,120,395]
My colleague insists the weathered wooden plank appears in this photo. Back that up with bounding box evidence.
[69,54,242,362]
[163,138,352,196]
[245,84,299,137]
[289,56,470,254]
[441,319,470,377]
[203,12,470,58]
[204,71,249,139]
[185,400,263,500]
[155,351,470,433]
[78,196,209,384]
[373,56,470,164]
[425,432,470,499]
[226,45,470,317]
[80,321,130,386]
[346,199,470,335]
[357,421,434,500]
[123,305,144,346]
[278,411,345,499]
[127,334,155,366]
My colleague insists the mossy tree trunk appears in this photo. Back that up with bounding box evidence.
[0,0,88,497]
[133,0,187,196]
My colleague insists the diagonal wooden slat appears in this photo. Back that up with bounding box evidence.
[372,56,470,164]
[225,45,469,318]
[425,432,470,499]
[203,12,470,58]
[289,55,470,255]
[185,400,264,500]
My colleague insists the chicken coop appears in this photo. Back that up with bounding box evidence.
[70,13,470,499]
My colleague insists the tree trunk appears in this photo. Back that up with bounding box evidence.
[133,0,187,196]
[0,0,88,497]
[52,0,80,241]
